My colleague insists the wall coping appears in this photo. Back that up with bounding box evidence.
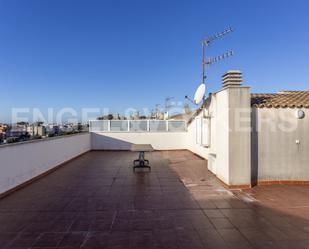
[0,132,90,149]
[91,131,188,134]
[214,85,250,94]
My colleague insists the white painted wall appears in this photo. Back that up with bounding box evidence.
[0,133,91,195]
[186,89,230,184]
[186,111,209,159]
[91,132,187,150]
[0,85,251,195]
[2,102,307,196]
[186,86,251,187]
[213,89,230,184]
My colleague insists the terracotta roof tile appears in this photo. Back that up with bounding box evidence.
[251,91,309,108]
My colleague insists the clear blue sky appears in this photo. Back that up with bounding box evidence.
[1,0,309,122]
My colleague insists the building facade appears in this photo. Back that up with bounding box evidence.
[188,71,309,187]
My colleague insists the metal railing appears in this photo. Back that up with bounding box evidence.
[89,120,187,132]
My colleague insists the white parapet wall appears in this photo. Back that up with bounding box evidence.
[0,133,91,195]
[91,132,188,150]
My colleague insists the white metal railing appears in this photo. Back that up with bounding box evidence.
[89,120,187,132]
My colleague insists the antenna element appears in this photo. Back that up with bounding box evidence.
[201,27,234,83]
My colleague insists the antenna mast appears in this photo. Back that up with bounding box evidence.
[201,27,234,83]
[165,97,174,113]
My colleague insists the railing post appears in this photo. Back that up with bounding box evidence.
[166,120,169,132]
[108,120,111,132]
[147,120,150,132]
[127,120,130,132]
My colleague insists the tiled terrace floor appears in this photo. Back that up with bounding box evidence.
[1,151,309,249]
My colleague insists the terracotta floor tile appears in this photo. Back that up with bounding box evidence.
[81,232,109,249]
[203,209,224,218]
[6,232,41,248]
[239,227,273,241]
[217,228,247,242]
[32,232,65,247]
[0,233,19,248]
[1,151,309,249]
[57,232,87,248]
[209,217,234,229]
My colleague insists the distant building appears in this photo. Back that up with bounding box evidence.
[59,124,74,133]
[0,124,8,136]
[45,124,60,135]
[6,126,27,137]
[169,111,194,121]
[97,114,126,120]
[26,125,46,137]
[131,111,140,120]
[113,113,126,120]
[52,125,60,134]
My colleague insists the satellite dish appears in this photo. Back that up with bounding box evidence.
[193,83,206,104]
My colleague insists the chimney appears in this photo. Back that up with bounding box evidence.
[222,70,242,88]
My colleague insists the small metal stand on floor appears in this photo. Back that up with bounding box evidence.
[131,144,154,172]
[133,151,151,171]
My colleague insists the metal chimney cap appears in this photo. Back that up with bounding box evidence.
[222,70,242,77]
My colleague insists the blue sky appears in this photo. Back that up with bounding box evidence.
[1,0,309,122]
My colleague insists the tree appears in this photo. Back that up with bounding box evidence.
[32,134,42,140]
[107,114,114,120]
[20,132,30,141]
[77,123,83,132]
[35,121,44,126]
[6,137,19,144]
[17,121,29,126]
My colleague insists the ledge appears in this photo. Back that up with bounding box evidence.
[255,180,309,186]
[0,132,90,149]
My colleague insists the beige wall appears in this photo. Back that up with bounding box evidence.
[227,87,251,186]
[252,107,309,182]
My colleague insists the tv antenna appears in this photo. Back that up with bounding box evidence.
[165,97,174,112]
[185,27,234,106]
[202,27,234,83]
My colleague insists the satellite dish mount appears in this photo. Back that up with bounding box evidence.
[193,83,206,105]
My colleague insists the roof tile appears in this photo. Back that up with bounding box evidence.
[251,91,309,108]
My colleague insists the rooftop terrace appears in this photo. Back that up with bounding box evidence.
[1,150,309,249]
